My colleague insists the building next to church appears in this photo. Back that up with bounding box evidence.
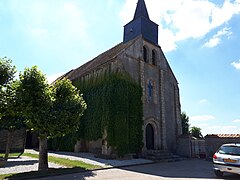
[56,0,182,156]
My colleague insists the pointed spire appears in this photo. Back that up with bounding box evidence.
[134,0,149,20]
[123,0,158,45]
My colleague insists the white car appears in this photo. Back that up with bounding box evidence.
[213,143,240,177]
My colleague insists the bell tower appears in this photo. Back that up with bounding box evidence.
[123,0,158,45]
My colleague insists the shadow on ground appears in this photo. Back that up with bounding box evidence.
[4,159,38,168]
[120,159,240,180]
[4,168,96,180]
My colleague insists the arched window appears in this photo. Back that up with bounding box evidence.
[152,50,156,65]
[143,46,148,63]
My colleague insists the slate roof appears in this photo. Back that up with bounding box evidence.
[63,37,139,81]
[56,70,73,81]
[134,0,150,20]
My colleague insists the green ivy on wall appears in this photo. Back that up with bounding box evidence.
[49,72,143,156]
[48,132,77,152]
[74,72,143,156]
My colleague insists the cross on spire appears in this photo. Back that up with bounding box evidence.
[134,0,149,20]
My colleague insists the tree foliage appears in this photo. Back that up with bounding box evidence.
[0,57,16,86]
[19,66,86,170]
[190,126,203,139]
[181,112,190,134]
[19,66,52,133]
[50,79,87,137]
[0,57,24,163]
[0,81,24,130]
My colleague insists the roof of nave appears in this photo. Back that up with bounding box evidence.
[59,37,140,81]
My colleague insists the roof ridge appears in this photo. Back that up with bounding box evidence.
[66,37,141,80]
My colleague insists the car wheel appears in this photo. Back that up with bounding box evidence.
[214,170,223,177]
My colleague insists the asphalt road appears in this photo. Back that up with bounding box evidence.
[38,159,240,180]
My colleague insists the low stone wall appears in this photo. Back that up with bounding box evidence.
[74,139,102,154]
[191,139,205,158]
[176,134,206,158]
[176,134,192,157]
[0,128,26,153]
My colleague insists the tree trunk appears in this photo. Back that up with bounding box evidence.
[38,133,48,171]
[4,130,13,162]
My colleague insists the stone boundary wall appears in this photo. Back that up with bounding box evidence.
[0,128,26,153]
[176,134,206,158]
[205,134,240,159]
[176,134,192,157]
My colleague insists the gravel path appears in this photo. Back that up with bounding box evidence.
[0,156,64,175]
[25,149,152,167]
[0,150,152,175]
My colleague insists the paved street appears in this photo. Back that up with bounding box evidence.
[38,159,240,180]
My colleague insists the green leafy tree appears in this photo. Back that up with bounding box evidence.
[19,66,86,171]
[181,112,190,134]
[50,79,86,138]
[190,126,203,139]
[0,81,25,161]
[0,58,25,164]
[19,66,52,171]
[0,57,16,86]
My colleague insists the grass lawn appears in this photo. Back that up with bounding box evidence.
[0,153,21,158]
[0,152,103,180]
[0,174,14,180]
[23,153,102,169]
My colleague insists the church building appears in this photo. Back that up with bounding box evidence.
[59,0,182,155]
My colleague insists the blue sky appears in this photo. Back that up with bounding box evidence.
[0,0,240,135]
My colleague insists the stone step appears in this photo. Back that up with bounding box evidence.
[146,150,172,157]
[145,150,186,162]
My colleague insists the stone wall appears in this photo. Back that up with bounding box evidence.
[176,134,206,158]
[120,38,181,153]
[191,139,205,158]
[0,128,26,153]
[205,134,240,159]
[74,139,102,154]
[176,134,192,157]
[69,36,181,155]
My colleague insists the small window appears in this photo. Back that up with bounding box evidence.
[143,46,148,63]
[147,80,153,102]
[152,50,156,65]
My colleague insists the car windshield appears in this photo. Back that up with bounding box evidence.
[218,145,240,155]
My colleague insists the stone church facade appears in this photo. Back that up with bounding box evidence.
[60,0,182,154]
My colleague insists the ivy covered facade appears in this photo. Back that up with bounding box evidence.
[54,0,182,156]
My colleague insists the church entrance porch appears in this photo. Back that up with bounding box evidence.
[144,119,163,151]
[146,124,154,150]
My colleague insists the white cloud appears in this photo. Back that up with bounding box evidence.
[158,27,177,52]
[204,37,220,48]
[190,115,215,121]
[204,27,232,48]
[47,72,65,84]
[231,60,240,70]
[203,125,240,135]
[233,119,240,123]
[198,99,207,104]
[119,0,240,52]
[189,123,240,136]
